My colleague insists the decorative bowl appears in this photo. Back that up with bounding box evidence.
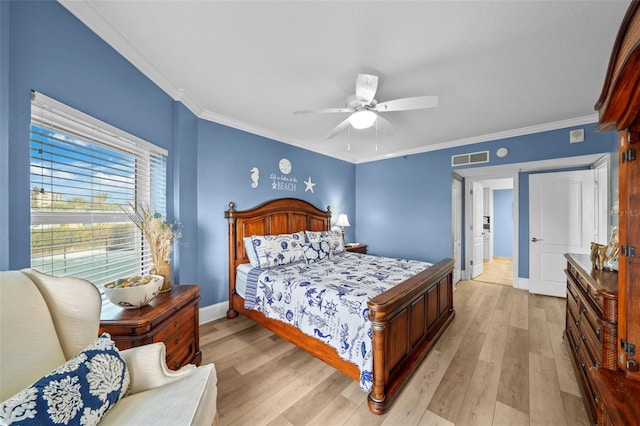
[103,275,163,309]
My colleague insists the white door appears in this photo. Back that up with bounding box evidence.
[529,170,596,297]
[471,181,484,278]
[452,177,463,284]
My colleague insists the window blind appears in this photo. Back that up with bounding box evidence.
[30,91,168,287]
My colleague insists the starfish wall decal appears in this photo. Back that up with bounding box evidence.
[304,177,316,193]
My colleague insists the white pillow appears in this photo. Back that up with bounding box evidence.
[305,230,345,253]
[251,232,306,268]
[243,237,260,267]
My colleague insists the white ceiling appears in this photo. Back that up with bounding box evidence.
[60,1,630,164]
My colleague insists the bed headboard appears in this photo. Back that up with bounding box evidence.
[225,198,332,290]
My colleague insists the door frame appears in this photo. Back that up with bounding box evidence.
[451,173,463,288]
[464,173,520,287]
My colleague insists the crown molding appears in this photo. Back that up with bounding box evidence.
[59,1,191,110]
[352,114,600,164]
[199,109,358,163]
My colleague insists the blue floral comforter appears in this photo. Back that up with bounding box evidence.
[244,251,432,391]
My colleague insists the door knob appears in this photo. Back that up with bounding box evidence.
[531,237,543,242]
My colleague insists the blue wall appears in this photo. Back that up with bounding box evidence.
[355,124,617,273]
[0,1,9,270]
[2,1,356,307]
[196,121,355,303]
[493,189,513,257]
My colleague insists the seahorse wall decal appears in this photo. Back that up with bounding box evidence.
[250,167,259,188]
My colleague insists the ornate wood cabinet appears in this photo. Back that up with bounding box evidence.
[564,254,618,423]
[100,284,202,370]
[591,0,640,423]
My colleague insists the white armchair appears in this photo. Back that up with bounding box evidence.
[0,269,217,425]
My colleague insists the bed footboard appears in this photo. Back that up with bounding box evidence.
[367,258,455,414]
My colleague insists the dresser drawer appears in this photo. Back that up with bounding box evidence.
[578,344,600,416]
[566,321,581,353]
[579,319,602,368]
[567,288,581,324]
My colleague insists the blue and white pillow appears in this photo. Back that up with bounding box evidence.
[251,232,305,268]
[0,333,129,426]
[302,241,332,264]
[305,230,345,254]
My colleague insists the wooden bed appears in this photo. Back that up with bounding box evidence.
[225,198,455,414]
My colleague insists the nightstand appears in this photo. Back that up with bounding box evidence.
[100,284,202,370]
[345,243,367,254]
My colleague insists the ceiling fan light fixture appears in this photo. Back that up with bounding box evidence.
[349,110,377,129]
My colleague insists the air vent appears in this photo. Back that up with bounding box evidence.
[451,151,489,167]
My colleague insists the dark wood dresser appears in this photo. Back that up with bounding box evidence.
[564,253,618,423]
[100,284,202,370]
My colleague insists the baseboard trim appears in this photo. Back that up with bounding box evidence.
[515,277,530,291]
[199,301,228,325]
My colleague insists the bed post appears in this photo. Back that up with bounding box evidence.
[369,321,388,414]
[226,202,238,319]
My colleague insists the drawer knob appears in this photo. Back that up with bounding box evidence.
[595,328,601,337]
[174,320,180,327]
[581,334,586,341]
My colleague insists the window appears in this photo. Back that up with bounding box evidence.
[30,91,168,287]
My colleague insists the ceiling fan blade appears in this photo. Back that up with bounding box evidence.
[373,96,439,112]
[374,114,394,133]
[325,117,351,139]
[355,73,378,105]
[294,107,353,114]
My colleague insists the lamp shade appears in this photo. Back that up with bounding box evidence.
[336,214,350,227]
[349,110,376,129]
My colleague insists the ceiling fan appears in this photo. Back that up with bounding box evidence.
[294,73,438,139]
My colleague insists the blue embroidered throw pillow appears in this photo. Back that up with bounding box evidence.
[0,333,129,426]
[305,230,345,253]
[302,241,332,264]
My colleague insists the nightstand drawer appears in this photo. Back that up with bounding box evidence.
[153,305,196,344]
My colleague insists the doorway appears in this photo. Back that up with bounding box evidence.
[473,178,515,286]
[456,153,608,291]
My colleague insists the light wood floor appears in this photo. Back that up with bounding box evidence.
[477,257,513,287]
[200,280,589,425]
